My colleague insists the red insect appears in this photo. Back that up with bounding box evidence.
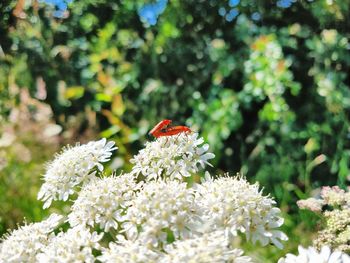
[149,119,191,138]
[149,119,172,137]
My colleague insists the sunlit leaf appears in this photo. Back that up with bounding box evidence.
[64,86,85,100]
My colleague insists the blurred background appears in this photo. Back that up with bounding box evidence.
[0,0,349,261]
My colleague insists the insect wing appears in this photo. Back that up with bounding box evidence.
[156,126,191,137]
[149,119,172,136]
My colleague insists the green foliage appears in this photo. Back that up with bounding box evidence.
[0,90,59,233]
[0,0,350,259]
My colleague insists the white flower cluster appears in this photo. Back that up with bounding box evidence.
[38,138,117,208]
[0,214,63,262]
[1,134,290,262]
[98,238,161,263]
[297,197,324,212]
[278,245,350,263]
[298,186,350,252]
[194,174,288,249]
[98,231,252,263]
[122,180,198,247]
[321,186,349,207]
[36,226,103,262]
[68,173,141,231]
[130,133,215,181]
[162,231,252,263]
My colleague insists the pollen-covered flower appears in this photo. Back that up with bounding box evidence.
[36,226,103,263]
[38,138,117,208]
[68,173,141,231]
[0,214,63,262]
[161,231,252,263]
[122,180,198,247]
[278,245,350,263]
[130,133,214,181]
[194,174,288,249]
[98,238,161,263]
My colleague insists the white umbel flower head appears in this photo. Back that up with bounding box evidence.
[36,226,103,263]
[194,174,288,249]
[68,173,141,231]
[0,214,63,263]
[130,133,215,181]
[161,231,252,263]
[38,138,117,208]
[278,245,350,263]
[98,238,161,263]
[122,180,198,247]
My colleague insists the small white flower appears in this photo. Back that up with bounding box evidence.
[36,226,103,263]
[130,133,215,181]
[194,174,288,249]
[68,173,141,231]
[0,214,63,262]
[122,180,198,247]
[98,237,161,263]
[278,245,350,263]
[38,138,117,208]
[161,231,252,263]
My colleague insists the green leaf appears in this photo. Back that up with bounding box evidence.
[64,86,85,100]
